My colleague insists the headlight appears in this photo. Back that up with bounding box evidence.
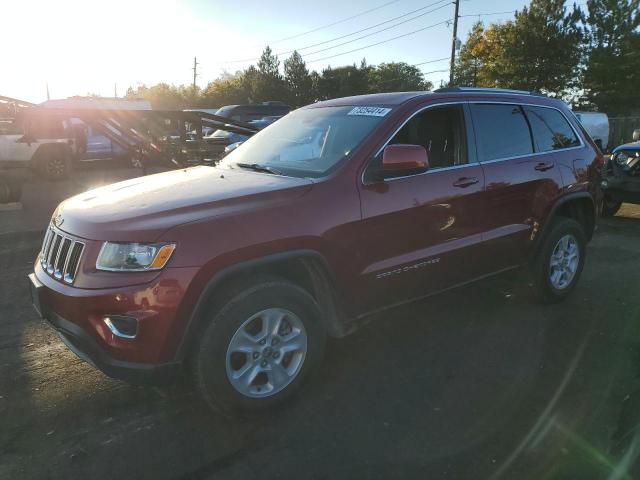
[615,152,630,166]
[96,242,176,271]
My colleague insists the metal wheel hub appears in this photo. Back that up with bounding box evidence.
[549,234,579,290]
[47,158,65,176]
[225,308,307,398]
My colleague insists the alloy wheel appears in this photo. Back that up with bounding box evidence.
[225,308,307,398]
[549,234,580,290]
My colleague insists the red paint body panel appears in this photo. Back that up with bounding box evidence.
[32,90,601,371]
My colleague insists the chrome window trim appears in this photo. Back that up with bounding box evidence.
[468,101,586,163]
[477,145,585,166]
[362,101,471,185]
[361,99,587,185]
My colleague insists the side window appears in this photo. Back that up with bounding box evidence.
[524,106,580,152]
[389,104,468,170]
[470,104,533,162]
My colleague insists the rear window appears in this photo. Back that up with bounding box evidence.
[524,106,580,152]
[470,104,534,162]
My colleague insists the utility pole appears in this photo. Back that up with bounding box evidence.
[449,0,460,86]
[46,82,50,101]
[114,83,118,98]
[192,57,199,89]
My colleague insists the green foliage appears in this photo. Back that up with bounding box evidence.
[369,62,433,93]
[283,51,313,107]
[453,0,584,97]
[582,0,640,114]
[126,47,431,110]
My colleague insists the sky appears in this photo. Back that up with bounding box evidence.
[1,0,555,103]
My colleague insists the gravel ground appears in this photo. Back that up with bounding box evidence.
[1,167,639,479]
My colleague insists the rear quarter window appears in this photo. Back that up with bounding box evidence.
[470,104,534,162]
[524,106,580,152]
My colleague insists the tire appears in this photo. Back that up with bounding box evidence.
[532,218,586,304]
[37,150,69,180]
[7,181,22,203]
[601,195,622,217]
[192,276,326,415]
[0,180,10,204]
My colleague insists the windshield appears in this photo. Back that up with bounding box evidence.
[219,106,388,178]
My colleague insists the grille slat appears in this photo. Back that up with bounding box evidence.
[39,227,85,284]
[54,238,72,279]
[47,234,62,273]
[64,242,85,284]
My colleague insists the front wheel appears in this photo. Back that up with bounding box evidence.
[192,278,326,415]
[532,218,586,304]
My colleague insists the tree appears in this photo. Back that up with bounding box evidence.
[368,62,432,92]
[317,64,370,100]
[582,0,640,113]
[284,51,313,107]
[453,21,487,87]
[252,46,287,102]
[453,0,584,96]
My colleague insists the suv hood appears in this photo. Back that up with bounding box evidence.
[55,166,313,241]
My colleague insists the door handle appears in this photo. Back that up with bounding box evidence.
[452,177,479,188]
[534,162,554,172]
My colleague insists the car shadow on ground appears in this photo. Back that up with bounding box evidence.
[2,203,640,480]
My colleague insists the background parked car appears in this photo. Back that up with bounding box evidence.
[215,102,290,122]
[600,129,640,216]
[0,115,76,180]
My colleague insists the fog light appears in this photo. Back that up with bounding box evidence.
[104,315,138,339]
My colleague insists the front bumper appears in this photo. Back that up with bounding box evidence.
[28,260,198,383]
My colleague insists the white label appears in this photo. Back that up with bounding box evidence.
[347,106,392,117]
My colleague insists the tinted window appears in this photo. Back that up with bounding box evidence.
[389,105,467,170]
[524,106,580,152]
[471,104,533,162]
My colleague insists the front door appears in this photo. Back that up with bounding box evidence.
[355,103,487,313]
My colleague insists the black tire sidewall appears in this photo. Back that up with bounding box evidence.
[601,196,622,217]
[194,281,326,414]
[534,218,586,303]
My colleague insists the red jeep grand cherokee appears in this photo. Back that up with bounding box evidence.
[29,88,601,413]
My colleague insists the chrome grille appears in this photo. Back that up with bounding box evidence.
[40,227,85,284]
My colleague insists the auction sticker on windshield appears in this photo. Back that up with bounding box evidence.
[347,106,392,117]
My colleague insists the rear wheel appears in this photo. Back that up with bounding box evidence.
[192,277,326,415]
[601,195,622,217]
[532,218,586,304]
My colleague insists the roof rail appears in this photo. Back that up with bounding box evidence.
[433,87,547,97]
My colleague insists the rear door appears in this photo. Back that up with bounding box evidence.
[469,102,564,269]
[355,102,487,312]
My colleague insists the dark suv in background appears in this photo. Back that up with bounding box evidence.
[29,88,601,414]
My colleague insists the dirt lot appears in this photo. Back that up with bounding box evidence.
[1,166,640,479]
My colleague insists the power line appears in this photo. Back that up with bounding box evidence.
[223,0,451,64]
[304,18,452,64]
[267,0,399,45]
[302,2,452,57]
[413,56,450,66]
[279,0,449,56]
[458,10,516,18]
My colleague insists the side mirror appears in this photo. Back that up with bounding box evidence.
[382,144,429,174]
[633,129,640,142]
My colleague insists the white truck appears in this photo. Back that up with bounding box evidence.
[0,115,76,180]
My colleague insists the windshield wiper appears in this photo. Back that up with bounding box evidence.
[235,163,282,175]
